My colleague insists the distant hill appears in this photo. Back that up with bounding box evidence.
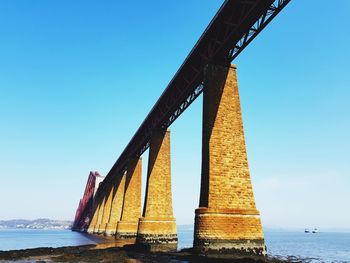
[0,219,72,230]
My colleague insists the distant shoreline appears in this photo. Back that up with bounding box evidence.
[0,219,72,230]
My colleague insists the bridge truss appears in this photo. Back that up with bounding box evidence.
[97,0,290,193]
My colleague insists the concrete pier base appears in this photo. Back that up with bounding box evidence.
[136,217,177,252]
[194,208,265,256]
[115,221,139,240]
[93,226,99,234]
[98,224,106,234]
[104,223,117,236]
[86,228,94,234]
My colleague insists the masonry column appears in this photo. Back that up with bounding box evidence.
[98,185,114,234]
[105,173,126,235]
[93,196,106,234]
[87,201,100,234]
[115,158,142,241]
[136,129,177,252]
[194,64,265,256]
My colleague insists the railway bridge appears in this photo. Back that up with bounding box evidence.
[73,0,291,256]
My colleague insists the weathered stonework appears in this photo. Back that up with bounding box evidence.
[94,196,106,234]
[136,129,177,252]
[194,64,265,256]
[87,201,100,234]
[98,185,114,234]
[105,173,126,236]
[115,158,142,241]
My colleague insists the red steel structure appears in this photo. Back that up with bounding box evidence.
[74,0,290,228]
[73,171,103,230]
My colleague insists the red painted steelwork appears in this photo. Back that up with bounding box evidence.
[73,171,101,230]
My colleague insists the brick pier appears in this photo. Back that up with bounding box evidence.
[194,64,266,256]
[136,129,177,252]
[105,174,126,235]
[115,158,142,241]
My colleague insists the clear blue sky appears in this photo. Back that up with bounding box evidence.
[0,1,349,230]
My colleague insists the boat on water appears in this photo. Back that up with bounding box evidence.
[305,228,318,233]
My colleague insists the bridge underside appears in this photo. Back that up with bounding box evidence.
[75,64,265,256]
[73,0,290,258]
[98,0,290,188]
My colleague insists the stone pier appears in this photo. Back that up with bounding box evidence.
[194,64,265,256]
[94,196,106,234]
[87,201,100,234]
[105,173,126,235]
[98,184,114,234]
[136,129,177,252]
[115,158,142,241]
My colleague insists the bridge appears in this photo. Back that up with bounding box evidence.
[73,0,290,256]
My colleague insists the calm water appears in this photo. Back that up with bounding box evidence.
[0,229,101,251]
[0,228,349,262]
[264,231,350,263]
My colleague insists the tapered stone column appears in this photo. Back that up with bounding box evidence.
[136,129,177,252]
[87,202,100,234]
[93,196,106,234]
[98,185,114,234]
[194,64,265,256]
[105,173,126,235]
[115,158,142,240]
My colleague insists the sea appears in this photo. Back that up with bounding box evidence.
[0,227,349,262]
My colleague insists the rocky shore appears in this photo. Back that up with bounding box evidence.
[0,244,294,263]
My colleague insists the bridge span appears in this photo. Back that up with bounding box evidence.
[73,0,291,257]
